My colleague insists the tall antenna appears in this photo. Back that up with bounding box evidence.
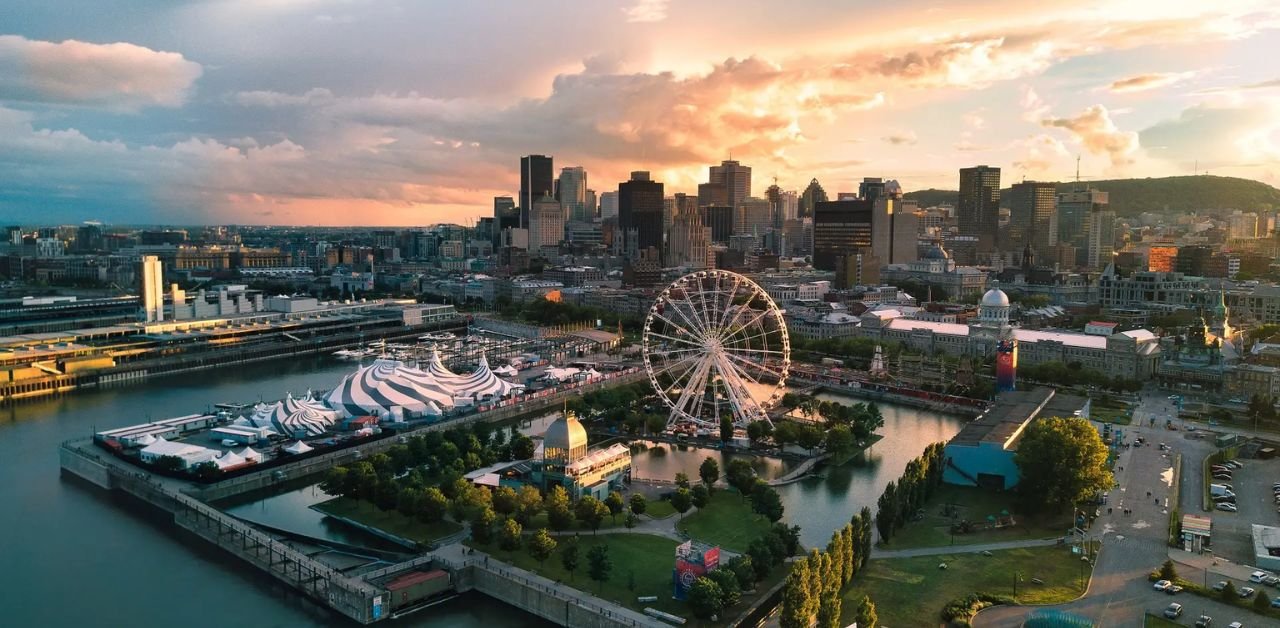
[1075,155,1081,183]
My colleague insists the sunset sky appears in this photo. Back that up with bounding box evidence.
[1,0,1278,226]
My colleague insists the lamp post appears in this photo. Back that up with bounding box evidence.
[1014,571,1021,597]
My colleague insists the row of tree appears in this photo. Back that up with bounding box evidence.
[781,395,887,442]
[875,442,947,544]
[779,508,877,628]
[1018,361,1142,393]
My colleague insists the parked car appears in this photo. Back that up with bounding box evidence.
[1195,615,1213,628]
[1217,503,1238,512]
[1214,475,1234,481]
[1226,460,1243,468]
[1212,581,1229,591]
[1263,575,1280,587]
[1250,571,1269,583]
[1167,584,1184,595]
[1164,602,1183,619]
[1154,579,1172,591]
[1239,586,1256,597]
[1227,622,1243,628]
[1271,596,1280,608]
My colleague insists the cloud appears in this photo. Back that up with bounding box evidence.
[1107,72,1193,93]
[1042,105,1140,169]
[1140,101,1280,169]
[882,130,918,145]
[1195,78,1280,95]
[0,35,201,110]
[624,0,671,23]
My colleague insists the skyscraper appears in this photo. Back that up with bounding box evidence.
[700,205,734,243]
[858,177,886,205]
[494,195,518,228]
[557,166,589,222]
[957,165,1001,261]
[618,171,664,255]
[668,213,711,269]
[799,178,828,218]
[871,197,918,265]
[813,199,874,271]
[140,255,164,323]
[529,194,565,251]
[519,154,553,228]
[599,191,619,220]
[1057,186,1110,268]
[1006,181,1057,258]
[709,160,751,211]
[736,197,772,238]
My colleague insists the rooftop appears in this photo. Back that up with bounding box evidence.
[948,387,1088,449]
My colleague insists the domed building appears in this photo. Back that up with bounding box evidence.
[533,410,632,500]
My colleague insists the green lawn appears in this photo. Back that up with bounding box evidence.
[313,497,463,545]
[1144,613,1182,627]
[841,545,1093,627]
[645,498,677,519]
[1092,406,1132,425]
[882,484,1072,550]
[677,490,773,552]
[523,509,628,532]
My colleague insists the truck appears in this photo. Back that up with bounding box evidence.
[1210,484,1234,497]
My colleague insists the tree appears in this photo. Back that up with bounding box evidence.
[779,558,813,628]
[561,537,580,581]
[720,415,734,443]
[1014,417,1113,513]
[527,528,557,567]
[824,424,855,458]
[492,485,518,517]
[499,517,523,551]
[688,577,726,619]
[1254,589,1271,611]
[691,484,710,509]
[750,481,785,522]
[726,459,757,499]
[746,539,775,581]
[699,457,720,488]
[576,495,610,534]
[546,485,574,531]
[675,472,691,489]
[420,487,449,523]
[604,491,625,523]
[726,555,756,591]
[876,481,898,542]
[510,435,536,460]
[746,420,773,446]
[796,424,824,453]
[629,493,647,516]
[707,568,741,607]
[852,595,877,628]
[1221,580,1238,602]
[320,466,350,499]
[587,544,612,591]
[515,485,543,525]
[396,487,422,518]
[815,590,841,628]
[671,488,693,519]
[470,506,496,544]
[1158,559,1178,581]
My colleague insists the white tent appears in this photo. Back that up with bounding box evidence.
[134,433,158,446]
[282,440,314,455]
[214,451,246,470]
[237,447,264,463]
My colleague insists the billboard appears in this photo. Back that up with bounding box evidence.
[995,338,1017,392]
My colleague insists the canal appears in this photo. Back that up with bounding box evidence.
[1,357,965,625]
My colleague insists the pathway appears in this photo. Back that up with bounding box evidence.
[872,537,1062,559]
[767,453,829,486]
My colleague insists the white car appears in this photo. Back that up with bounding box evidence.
[1250,570,1269,583]
[1154,579,1172,591]
[1240,586,1257,597]
[1218,503,1238,512]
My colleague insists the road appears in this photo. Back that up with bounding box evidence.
[975,387,1263,627]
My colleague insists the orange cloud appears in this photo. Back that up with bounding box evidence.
[0,35,201,110]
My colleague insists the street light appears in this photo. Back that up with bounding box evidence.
[1013,570,1021,597]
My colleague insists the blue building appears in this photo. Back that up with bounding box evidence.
[943,387,1090,490]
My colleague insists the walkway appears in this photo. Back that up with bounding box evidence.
[767,453,829,486]
[872,537,1062,560]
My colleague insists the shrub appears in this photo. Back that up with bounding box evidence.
[940,592,1014,623]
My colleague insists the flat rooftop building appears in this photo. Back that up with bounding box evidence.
[943,387,1090,490]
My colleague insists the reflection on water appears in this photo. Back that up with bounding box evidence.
[629,440,794,481]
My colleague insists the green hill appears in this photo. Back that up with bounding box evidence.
[902,175,1280,216]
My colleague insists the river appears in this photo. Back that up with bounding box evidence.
[0,357,965,626]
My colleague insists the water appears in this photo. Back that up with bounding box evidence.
[0,357,963,626]
[0,356,548,627]
[628,440,795,481]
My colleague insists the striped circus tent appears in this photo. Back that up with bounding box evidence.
[247,392,341,436]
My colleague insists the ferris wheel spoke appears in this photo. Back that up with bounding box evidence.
[717,274,744,331]
[660,301,709,340]
[723,346,786,356]
[725,351,785,381]
[668,354,713,426]
[652,353,701,382]
[645,329,703,350]
[722,307,772,343]
[647,313,702,343]
[714,354,760,424]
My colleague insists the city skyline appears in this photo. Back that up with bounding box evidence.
[1,1,1279,226]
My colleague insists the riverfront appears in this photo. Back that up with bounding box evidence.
[21,355,965,625]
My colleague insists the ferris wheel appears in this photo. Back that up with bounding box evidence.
[642,269,790,429]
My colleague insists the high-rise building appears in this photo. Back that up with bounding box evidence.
[1057,186,1110,269]
[600,191,619,220]
[871,197,918,265]
[584,189,597,221]
[529,194,565,251]
[736,197,772,238]
[618,171,664,255]
[858,177,886,205]
[1006,181,1057,258]
[697,182,727,208]
[708,160,751,211]
[799,178,828,218]
[557,166,589,222]
[813,199,873,271]
[494,196,518,232]
[140,255,164,323]
[957,165,1001,261]
[520,155,553,228]
[1228,211,1260,239]
[700,205,734,243]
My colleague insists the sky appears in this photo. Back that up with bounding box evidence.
[1,0,1278,227]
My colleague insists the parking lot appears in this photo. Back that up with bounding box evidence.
[1202,456,1280,565]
